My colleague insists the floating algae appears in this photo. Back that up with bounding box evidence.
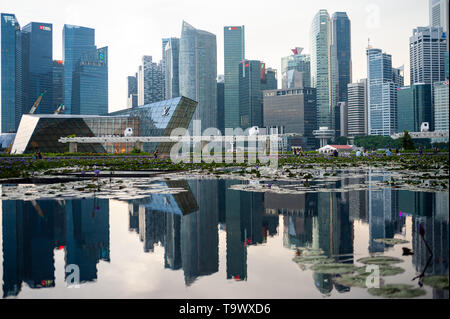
[422,276,449,290]
[368,284,426,299]
[357,265,405,277]
[310,263,357,274]
[336,274,385,288]
[373,238,409,245]
[357,256,404,265]
[293,255,334,264]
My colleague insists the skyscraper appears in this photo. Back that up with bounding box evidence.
[127,73,138,108]
[164,38,180,99]
[137,56,164,106]
[331,12,352,105]
[397,84,432,133]
[63,25,95,114]
[1,13,22,133]
[311,10,332,130]
[161,38,169,99]
[347,79,367,137]
[217,75,225,134]
[53,60,64,109]
[21,22,53,115]
[224,26,245,130]
[239,60,262,129]
[179,21,217,131]
[281,47,310,89]
[71,47,108,115]
[434,81,449,132]
[429,0,448,32]
[367,47,397,136]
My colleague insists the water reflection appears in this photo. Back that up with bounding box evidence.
[1,177,448,298]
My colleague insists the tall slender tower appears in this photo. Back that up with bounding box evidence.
[179,21,217,131]
[224,26,245,130]
[311,10,332,130]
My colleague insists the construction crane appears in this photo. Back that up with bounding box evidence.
[54,104,65,114]
[5,91,46,154]
[29,91,46,114]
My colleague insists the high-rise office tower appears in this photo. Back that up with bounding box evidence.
[367,47,397,136]
[392,67,404,88]
[311,10,332,130]
[347,79,367,137]
[1,13,22,133]
[164,38,180,99]
[397,84,432,133]
[331,12,352,105]
[434,81,449,132]
[63,25,95,114]
[161,38,169,99]
[137,56,164,106]
[429,0,448,32]
[410,27,447,86]
[127,73,138,108]
[179,21,217,130]
[281,47,310,89]
[217,75,225,134]
[53,60,64,109]
[224,26,245,130]
[260,63,278,91]
[71,47,108,115]
[239,60,262,129]
[21,22,53,116]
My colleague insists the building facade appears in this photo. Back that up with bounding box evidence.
[397,84,432,133]
[367,48,397,136]
[71,47,108,115]
[1,13,22,133]
[347,80,367,137]
[164,38,180,100]
[311,10,332,130]
[263,88,317,150]
[138,56,164,106]
[224,26,245,130]
[62,25,96,114]
[239,60,262,129]
[217,76,225,134]
[179,21,217,131]
[281,48,310,89]
[434,81,449,132]
[127,73,138,108]
[429,0,448,32]
[52,60,64,109]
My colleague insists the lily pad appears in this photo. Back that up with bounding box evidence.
[422,275,449,290]
[374,238,409,245]
[368,284,426,298]
[357,265,405,277]
[357,256,404,265]
[293,255,334,264]
[310,263,357,274]
[336,274,385,288]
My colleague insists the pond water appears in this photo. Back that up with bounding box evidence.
[0,174,448,299]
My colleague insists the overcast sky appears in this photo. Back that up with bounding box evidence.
[2,0,429,113]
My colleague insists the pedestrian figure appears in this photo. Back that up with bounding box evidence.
[418,147,423,156]
[154,150,159,159]
[333,149,339,158]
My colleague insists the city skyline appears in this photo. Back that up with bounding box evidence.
[1,0,429,113]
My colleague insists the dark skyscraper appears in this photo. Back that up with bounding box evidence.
[63,25,95,114]
[21,22,53,115]
[127,73,138,108]
[1,13,22,133]
[239,60,262,129]
[224,26,245,129]
[71,47,108,115]
[331,12,352,105]
[217,75,225,134]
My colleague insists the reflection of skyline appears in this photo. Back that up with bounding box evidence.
[2,199,109,298]
[1,179,449,298]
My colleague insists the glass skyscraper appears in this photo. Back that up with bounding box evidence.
[179,21,217,131]
[21,22,53,115]
[164,38,180,100]
[1,13,22,133]
[224,26,245,130]
[281,48,310,89]
[311,10,332,130]
[331,12,352,105]
[127,73,138,108]
[239,60,262,129]
[63,25,95,114]
[138,55,164,106]
[397,84,432,133]
[52,60,64,108]
[71,47,108,115]
[367,48,397,136]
